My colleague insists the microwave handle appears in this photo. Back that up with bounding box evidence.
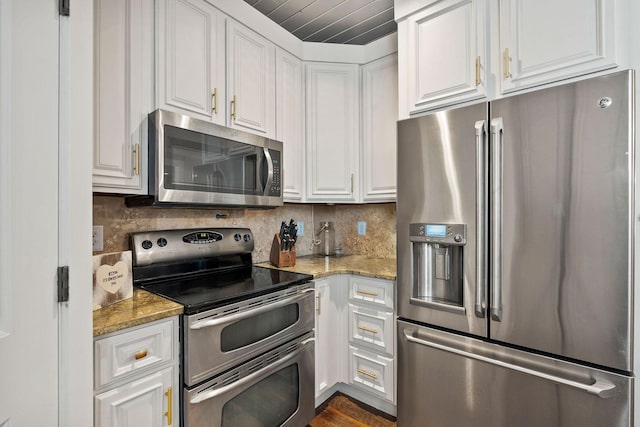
[262,147,274,195]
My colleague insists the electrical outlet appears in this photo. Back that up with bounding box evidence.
[297,221,304,236]
[93,225,104,251]
[357,221,366,236]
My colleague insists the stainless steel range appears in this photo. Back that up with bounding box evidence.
[131,228,315,427]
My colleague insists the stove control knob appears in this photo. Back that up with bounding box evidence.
[157,238,168,248]
[243,234,251,242]
[234,233,242,241]
[141,240,153,250]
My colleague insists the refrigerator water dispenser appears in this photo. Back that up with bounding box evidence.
[410,223,466,313]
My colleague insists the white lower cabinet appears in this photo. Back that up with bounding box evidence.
[314,275,396,412]
[94,317,179,427]
[348,345,394,402]
[95,367,174,427]
[314,277,344,399]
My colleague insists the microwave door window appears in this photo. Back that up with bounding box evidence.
[163,124,264,195]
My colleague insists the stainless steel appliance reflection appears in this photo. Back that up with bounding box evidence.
[131,228,315,427]
[396,70,635,426]
[127,109,283,208]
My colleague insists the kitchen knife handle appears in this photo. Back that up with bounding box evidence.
[490,118,503,321]
[474,120,487,318]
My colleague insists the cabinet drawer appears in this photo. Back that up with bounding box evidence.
[95,319,175,389]
[348,345,394,402]
[348,304,394,355]
[348,276,394,310]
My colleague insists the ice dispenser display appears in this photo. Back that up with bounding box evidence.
[410,223,466,313]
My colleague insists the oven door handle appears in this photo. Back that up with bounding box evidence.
[189,288,315,330]
[189,337,315,404]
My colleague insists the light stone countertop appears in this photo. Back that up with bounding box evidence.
[256,254,397,281]
[93,289,183,337]
[93,255,396,337]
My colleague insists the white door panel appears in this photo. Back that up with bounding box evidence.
[0,0,59,425]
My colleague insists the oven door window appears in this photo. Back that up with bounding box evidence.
[221,364,299,427]
[163,124,268,195]
[220,304,299,352]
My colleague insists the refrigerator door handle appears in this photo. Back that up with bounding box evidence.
[475,120,487,318]
[403,329,617,399]
[490,118,504,321]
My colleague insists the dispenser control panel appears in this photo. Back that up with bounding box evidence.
[409,223,467,245]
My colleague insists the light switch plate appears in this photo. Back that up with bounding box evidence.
[297,221,304,236]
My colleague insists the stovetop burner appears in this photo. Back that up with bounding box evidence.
[130,228,312,314]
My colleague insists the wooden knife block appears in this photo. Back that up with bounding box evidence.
[269,233,296,267]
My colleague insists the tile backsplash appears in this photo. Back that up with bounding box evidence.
[93,196,397,262]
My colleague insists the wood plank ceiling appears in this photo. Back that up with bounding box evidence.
[244,0,397,45]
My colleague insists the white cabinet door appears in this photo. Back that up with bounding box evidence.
[305,62,360,202]
[276,49,305,202]
[500,0,617,93]
[314,277,343,400]
[93,0,154,194]
[159,0,226,125]
[401,0,487,115]
[95,366,175,427]
[361,54,398,202]
[227,20,276,137]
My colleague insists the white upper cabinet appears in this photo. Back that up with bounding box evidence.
[93,0,154,194]
[396,0,624,115]
[500,0,618,93]
[226,20,276,137]
[398,0,487,116]
[305,62,360,203]
[158,0,226,125]
[276,49,305,202]
[361,54,398,202]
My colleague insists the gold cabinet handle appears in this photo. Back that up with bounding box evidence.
[133,144,140,176]
[231,95,236,120]
[357,325,378,334]
[165,387,173,425]
[357,289,379,297]
[503,48,511,79]
[475,56,481,86]
[357,369,378,380]
[316,292,321,315]
[134,349,147,360]
[211,88,218,114]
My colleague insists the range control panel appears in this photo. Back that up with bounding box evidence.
[409,223,467,245]
[131,228,254,266]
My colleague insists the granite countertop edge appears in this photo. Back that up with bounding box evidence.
[255,254,397,281]
[93,289,183,337]
[93,255,396,337]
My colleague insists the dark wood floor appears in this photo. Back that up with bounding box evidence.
[309,393,397,427]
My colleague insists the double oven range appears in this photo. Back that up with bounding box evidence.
[131,228,315,427]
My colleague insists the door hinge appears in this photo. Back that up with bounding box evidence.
[57,266,70,303]
[59,0,70,16]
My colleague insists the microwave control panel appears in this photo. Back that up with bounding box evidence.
[268,149,281,196]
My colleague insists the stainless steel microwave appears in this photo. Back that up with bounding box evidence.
[127,109,283,208]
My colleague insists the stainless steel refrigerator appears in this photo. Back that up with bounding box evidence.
[396,70,634,426]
